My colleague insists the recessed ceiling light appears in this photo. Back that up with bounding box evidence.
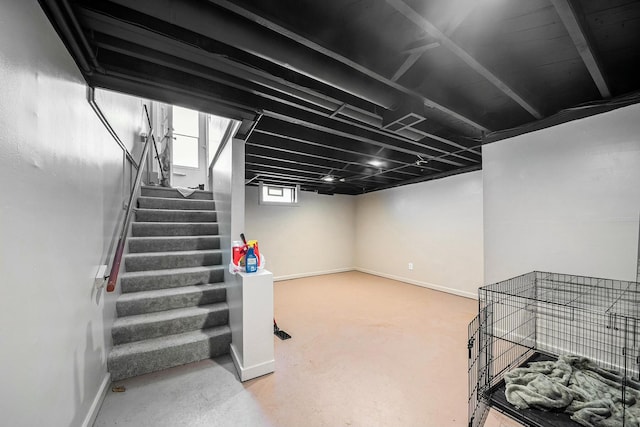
[368,159,384,167]
[322,175,335,182]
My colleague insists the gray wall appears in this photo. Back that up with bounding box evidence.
[355,171,484,299]
[483,103,640,284]
[211,138,245,355]
[0,2,148,425]
[245,187,356,280]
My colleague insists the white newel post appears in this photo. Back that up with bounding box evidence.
[230,269,275,381]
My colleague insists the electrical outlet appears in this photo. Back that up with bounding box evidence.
[408,262,413,271]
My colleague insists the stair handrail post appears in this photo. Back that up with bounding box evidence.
[106,127,153,292]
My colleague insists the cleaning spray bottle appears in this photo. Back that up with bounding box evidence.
[245,245,258,273]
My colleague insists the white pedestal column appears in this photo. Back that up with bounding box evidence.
[230,269,275,381]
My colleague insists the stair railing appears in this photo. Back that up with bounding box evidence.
[106,104,164,292]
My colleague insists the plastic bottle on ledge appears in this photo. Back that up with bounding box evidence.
[245,246,258,273]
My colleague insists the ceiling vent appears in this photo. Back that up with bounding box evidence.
[382,96,426,132]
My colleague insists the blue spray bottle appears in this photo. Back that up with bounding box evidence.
[245,246,258,273]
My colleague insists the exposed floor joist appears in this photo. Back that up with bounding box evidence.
[205,0,490,134]
[40,0,640,195]
[250,127,445,173]
[386,0,543,120]
[93,39,476,169]
[393,2,475,82]
[550,0,611,98]
[247,134,443,177]
[82,5,482,160]
[261,111,476,168]
[246,141,426,178]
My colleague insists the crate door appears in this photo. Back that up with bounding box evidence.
[468,310,489,427]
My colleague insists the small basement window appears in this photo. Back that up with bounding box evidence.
[259,183,299,206]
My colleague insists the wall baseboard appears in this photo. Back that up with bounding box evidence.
[230,343,242,380]
[355,267,478,300]
[230,343,274,382]
[273,267,354,282]
[82,372,110,427]
[272,266,478,299]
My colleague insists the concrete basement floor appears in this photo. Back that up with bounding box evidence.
[94,271,522,427]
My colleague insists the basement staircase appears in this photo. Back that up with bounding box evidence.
[107,186,231,381]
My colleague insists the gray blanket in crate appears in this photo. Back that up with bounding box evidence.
[505,355,640,427]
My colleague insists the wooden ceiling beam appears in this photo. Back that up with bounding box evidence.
[401,41,441,56]
[262,110,470,167]
[550,0,611,98]
[399,4,473,56]
[246,141,425,177]
[391,46,436,82]
[205,0,490,133]
[386,0,543,120]
[86,13,478,162]
[248,128,439,171]
[91,30,473,166]
[443,2,476,37]
[393,3,475,83]
[247,151,407,182]
[366,164,481,194]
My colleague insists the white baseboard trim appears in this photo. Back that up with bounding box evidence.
[229,343,275,382]
[230,343,242,380]
[355,267,477,300]
[82,372,110,427]
[274,267,354,282]
[239,359,275,382]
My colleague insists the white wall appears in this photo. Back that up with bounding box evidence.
[354,171,484,299]
[93,89,149,279]
[94,88,147,158]
[245,187,356,280]
[0,2,146,426]
[211,138,245,357]
[483,103,640,284]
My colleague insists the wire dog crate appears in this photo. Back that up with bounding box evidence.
[468,271,640,427]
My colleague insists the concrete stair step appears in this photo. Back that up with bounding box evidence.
[112,303,229,345]
[120,266,225,293]
[128,236,221,253]
[141,186,213,200]
[108,326,231,381]
[132,222,218,237]
[135,208,217,223]
[124,249,222,272]
[137,196,215,211]
[116,283,227,316]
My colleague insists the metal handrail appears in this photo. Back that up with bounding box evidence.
[106,104,164,292]
[105,134,151,292]
[87,87,138,169]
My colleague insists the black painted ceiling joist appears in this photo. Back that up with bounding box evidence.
[78,0,493,139]
[204,0,491,134]
[77,5,383,118]
[246,139,429,180]
[249,128,445,173]
[245,143,423,179]
[39,0,640,194]
[94,39,478,168]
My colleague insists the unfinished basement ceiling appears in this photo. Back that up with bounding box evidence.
[40,0,640,194]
